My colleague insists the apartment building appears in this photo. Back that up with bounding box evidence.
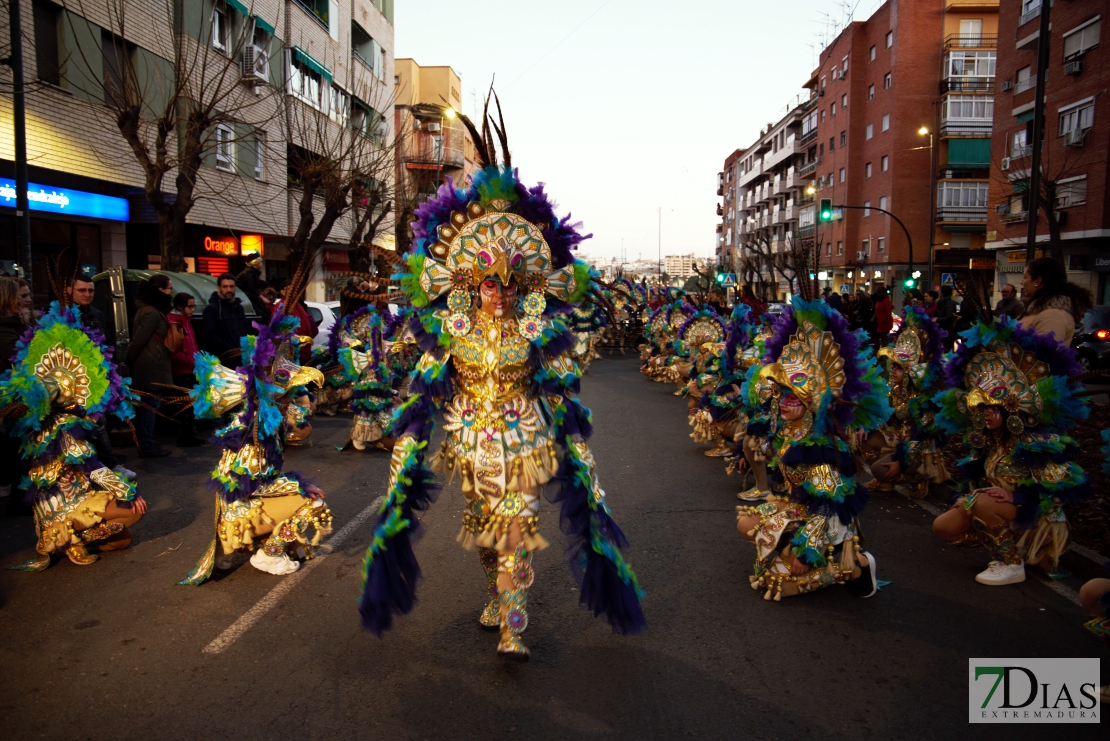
[731,100,815,300]
[715,148,743,270]
[393,59,477,252]
[0,1,395,301]
[986,0,1110,304]
[664,253,701,279]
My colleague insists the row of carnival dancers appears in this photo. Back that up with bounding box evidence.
[640,262,1105,610]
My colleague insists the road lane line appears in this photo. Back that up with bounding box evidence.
[202,496,383,655]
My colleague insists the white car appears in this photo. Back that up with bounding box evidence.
[305,301,338,350]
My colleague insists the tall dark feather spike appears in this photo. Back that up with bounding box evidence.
[457,113,490,169]
[490,90,511,168]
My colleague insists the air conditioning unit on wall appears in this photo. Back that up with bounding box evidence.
[1064,59,1084,76]
[1000,80,1014,91]
[241,45,269,82]
[856,251,867,261]
[1001,157,1011,170]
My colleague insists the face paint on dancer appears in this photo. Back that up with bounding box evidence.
[479,278,518,318]
[780,392,805,421]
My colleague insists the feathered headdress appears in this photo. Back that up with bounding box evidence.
[678,309,726,351]
[877,305,945,388]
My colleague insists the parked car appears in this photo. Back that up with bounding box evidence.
[1072,305,1110,371]
[92,266,260,360]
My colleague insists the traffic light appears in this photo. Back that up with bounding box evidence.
[716,273,725,284]
[819,199,833,222]
[903,277,916,289]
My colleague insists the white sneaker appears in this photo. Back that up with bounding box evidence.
[113,465,137,480]
[215,552,236,570]
[249,549,300,575]
[975,560,1025,586]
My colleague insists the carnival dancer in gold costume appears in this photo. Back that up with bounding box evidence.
[931,315,1090,586]
[1,302,146,569]
[358,105,644,659]
[735,297,890,600]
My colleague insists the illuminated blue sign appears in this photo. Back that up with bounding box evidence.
[0,178,130,222]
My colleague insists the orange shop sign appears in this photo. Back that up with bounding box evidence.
[204,235,239,256]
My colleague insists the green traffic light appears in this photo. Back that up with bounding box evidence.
[818,199,833,222]
[716,274,724,283]
[903,278,916,289]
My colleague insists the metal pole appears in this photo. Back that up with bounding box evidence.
[7,0,33,285]
[926,133,935,289]
[1025,0,1051,262]
[833,205,913,286]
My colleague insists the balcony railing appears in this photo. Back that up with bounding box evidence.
[943,34,998,51]
[799,128,818,146]
[937,205,988,222]
[940,78,995,94]
[940,120,993,137]
[797,159,819,176]
[1019,3,1042,28]
[797,224,816,237]
[1011,144,1033,158]
[403,141,465,168]
[1014,75,1036,94]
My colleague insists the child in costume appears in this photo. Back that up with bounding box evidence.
[689,304,756,458]
[177,310,333,583]
[0,302,146,568]
[931,316,1091,586]
[735,297,890,600]
[862,305,949,497]
[358,113,644,659]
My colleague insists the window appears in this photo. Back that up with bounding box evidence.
[101,30,133,104]
[829,137,835,151]
[294,0,330,29]
[329,86,350,125]
[837,241,843,255]
[868,84,875,100]
[254,132,265,180]
[819,143,824,156]
[877,237,885,253]
[32,0,60,86]
[1012,129,1031,157]
[864,200,871,216]
[866,123,874,139]
[869,45,876,62]
[215,125,234,172]
[879,196,888,210]
[831,102,837,116]
[351,101,384,144]
[841,94,848,108]
[960,19,983,44]
[290,55,324,109]
[884,72,892,89]
[866,162,873,178]
[938,182,988,207]
[862,239,870,256]
[212,1,229,52]
[1009,193,1028,215]
[1056,176,1087,207]
[885,31,893,48]
[821,109,826,123]
[946,51,996,80]
[1059,99,1095,136]
[1064,17,1101,60]
[837,131,845,146]
[351,21,385,79]
[944,95,994,121]
[882,113,890,131]
[802,109,818,137]
[839,168,846,183]
[842,56,849,73]
[821,75,827,89]
[827,242,832,257]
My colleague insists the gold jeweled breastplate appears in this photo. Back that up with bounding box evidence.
[451,312,533,411]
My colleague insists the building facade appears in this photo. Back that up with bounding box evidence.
[0,0,396,302]
[986,0,1109,305]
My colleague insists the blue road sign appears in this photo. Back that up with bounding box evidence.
[720,273,737,288]
[941,273,956,287]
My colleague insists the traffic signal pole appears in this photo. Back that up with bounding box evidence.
[821,203,915,289]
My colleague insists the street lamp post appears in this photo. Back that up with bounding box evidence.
[918,127,936,289]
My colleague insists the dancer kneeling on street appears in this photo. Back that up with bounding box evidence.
[735,297,891,600]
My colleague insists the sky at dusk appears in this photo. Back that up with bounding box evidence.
[395,0,886,262]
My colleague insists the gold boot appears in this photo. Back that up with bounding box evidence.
[497,587,530,660]
[66,543,98,566]
[478,548,500,629]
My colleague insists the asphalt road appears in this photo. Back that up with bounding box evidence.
[1,355,1106,740]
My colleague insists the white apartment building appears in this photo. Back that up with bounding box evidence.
[664,253,700,278]
[1,0,396,301]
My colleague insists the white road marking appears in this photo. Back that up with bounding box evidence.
[900,493,1082,606]
[202,496,383,655]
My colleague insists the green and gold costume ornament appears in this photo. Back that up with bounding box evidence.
[0,302,141,569]
[360,108,644,652]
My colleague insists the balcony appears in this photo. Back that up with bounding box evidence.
[797,158,820,176]
[1014,75,1036,94]
[799,128,818,146]
[940,120,993,137]
[798,224,816,238]
[737,161,763,187]
[1011,144,1033,159]
[765,136,801,169]
[940,78,994,94]
[1019,2,1041,28]
[937,205,988,223]
[403,141,465,168]
[943,34,997,51]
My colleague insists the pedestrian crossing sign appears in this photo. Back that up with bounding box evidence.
[720,273,737,288]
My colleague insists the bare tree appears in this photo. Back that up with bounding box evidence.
[60,1,282,272]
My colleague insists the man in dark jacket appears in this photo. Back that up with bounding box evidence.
[994,283,1023,319]
[202,273,248,367]
[236,257,265,315]
[937,285,959,349]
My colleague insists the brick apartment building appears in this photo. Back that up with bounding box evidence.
[986,0,1110,305]
[0,0,396,302]
[719,0,1005,302]
[716,148,743,270]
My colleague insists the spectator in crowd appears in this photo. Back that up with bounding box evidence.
[1018,256,1093,346]
[202,273,248,367]
[0,278,27,508]
[739,284,766,318]
[15,278,34,325]
[994,283,1024,320]
[168,292,203,447]
[936,286,958,349]
[873,284,893,340]
[236,257,265,315]
[824,288,843,312]
[67,275,106,334]
[853,289,876,340]
[922,289,939,318]
[904,287,923,309]
[126,275,175,458]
